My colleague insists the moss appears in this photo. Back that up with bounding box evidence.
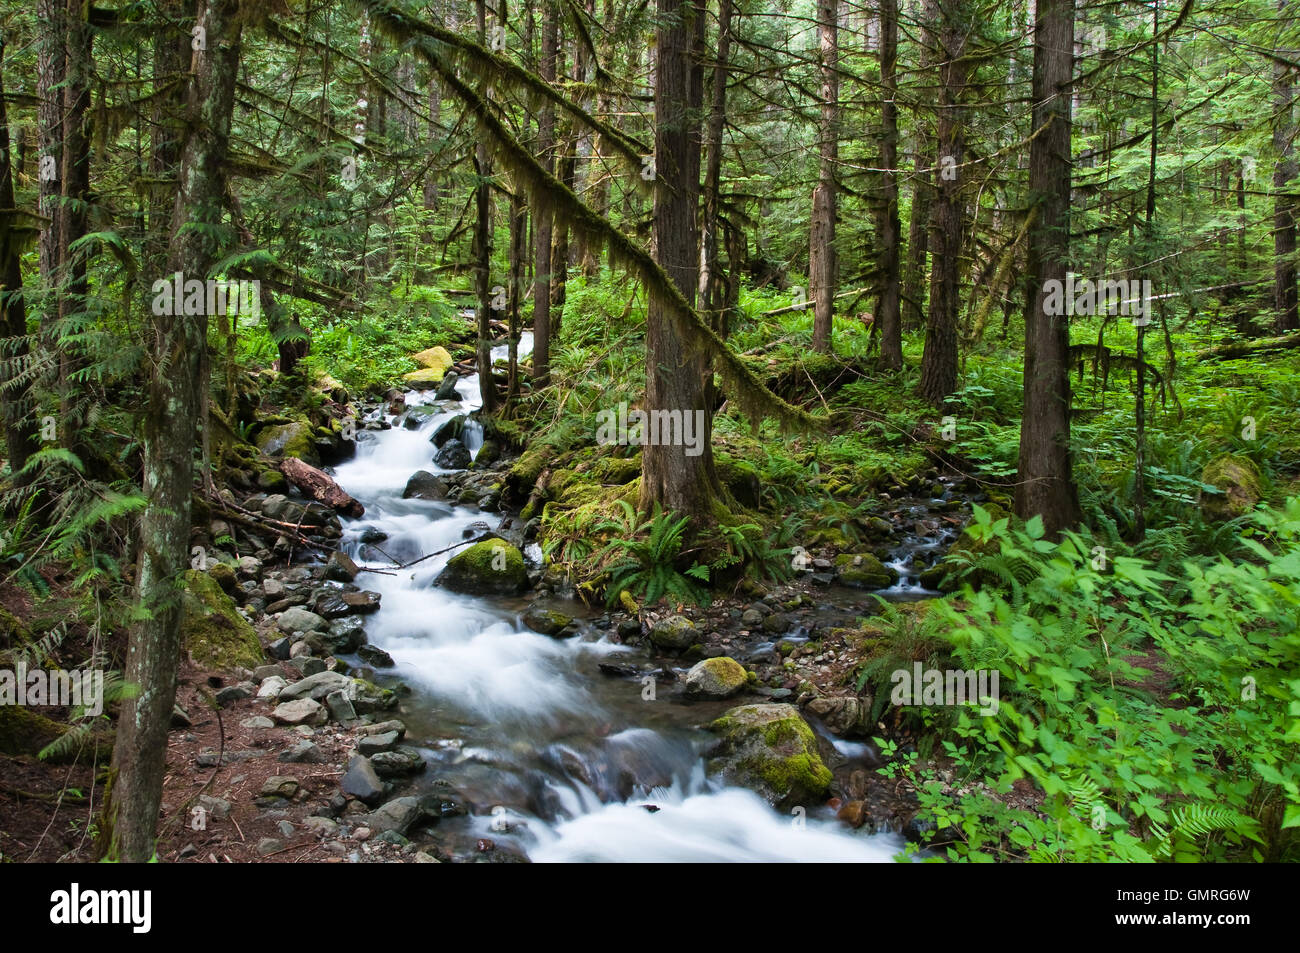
[411,345,454,373]
[506,444,557,498]
[0,704,65,756]
[1202,453,1265,519]
[590,453,641,485]
[253,418,319,465]
[440,540,529,595]
[180,569,264,671]
[0,605,29,643]
[833,553,897,589]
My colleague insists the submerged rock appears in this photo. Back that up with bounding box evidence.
[705,703,832,810]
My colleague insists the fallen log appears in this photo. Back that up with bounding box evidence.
[280,457,364,518]
[1192,331,1300,361]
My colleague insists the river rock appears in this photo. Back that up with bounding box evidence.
[401,470,448,501]
[684,657,748,698]
[430,415,466,448]
[342,591,381,613]
[649,615,698,651]
[341,755,387,805]
[277,606,326,636]
[434,371,461,401]
[370,747,426,778]
[358,730,399,755]
[358,796,424,836]
[279,740,326,764]
[802,694,873,737]
[705,703,832,810]
[833,553,898,589]
[278,670,350,702]
[324,551,360,582]
[437,539,528,595]
[522,607,577,638]
[357,644,395,667]
[325,616,366,653]
[257,675,288,699]
[325,689,358,725]
[272,697,327,726]
[434,438,472,470]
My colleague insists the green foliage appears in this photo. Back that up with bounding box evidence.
[595,501,711,608]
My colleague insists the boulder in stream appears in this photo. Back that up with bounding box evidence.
[437,539,528,595]
[704,703,832,810]
[402,470,448,501]
[685,657,749,698]
[833,553,898,589]
[434,438,472,470]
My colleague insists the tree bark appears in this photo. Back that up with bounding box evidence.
[36,0,65,290]
[474,0,498,412]
[1273,0,1298,332]
[532,0,558,386]
[281,457,364,517]
[809,0,839,353]
[876,0,903,369]
[0,35,39,475]
[106,0,243,863]
[1014,0,1081,534]
[640,0,721,521]
[919,0,965,407]
[699,0,734,324]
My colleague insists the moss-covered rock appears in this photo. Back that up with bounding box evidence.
[0,704,65,756]
[714,453,762,508]
[208,562,238,594]
[685,657,748,697]
[254,419,319,466]
[705,703,832,809]
[833,553,898,589]
[0,604,29,643]
[181,569,264,670]
[522,607,576,638]
[438,540,528,595]
[411,346,454,374]
[403,366,450,387]
[649,615,698,651]
[1201,453,1265,519]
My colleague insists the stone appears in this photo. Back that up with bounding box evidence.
[358,796,424,836]
[401,470,448,501]
[303,816,339,836]
[324,551,360,582]
[180,570,264,670]
[257,676,288,699]
[357,645,395,668]
[260,776,300,799]
[1201,453,1265,520]
[358,730,398,755]
[411,345,454,374]
[256,837,284,856]
[277,606,327,636]
[326,616,366,653]
[279,740,327,764]
[705,703,832,810]
[359,719,406,739]
[240,715,275,730]
[684,657,749,698]
[761,613,791,635]
[434,371,461,401]
[437,540,528,596]
[214,684,251,706]
[277,820,296,838]
[272,697,327,726]
[833,553,898,590]
[198,795,230,820]
[522,607,576,638]
[277,670,350,702]
[262,578,286,599]
[837,800,869,828]
[434,438,472,470]
[253,663,283,681]
[370,747,426,778]
[430,415,467,448]
[649,615,698,651]
[342,591,381,613]
[325,689,358,724]
[741,608,764,626]
[341,755,386,805]
[803,695,872,738]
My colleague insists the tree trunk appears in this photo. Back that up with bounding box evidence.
[1014,0,1081,534]
[106,0,243,863]
[0,35,39,475]
[876,0,903,369]
[640,0,720,521]
[37,0,65,290]
[1273,0,1298,332]
[809,0,839,353]
[474,0,498,412]
[919,0,965,407]
[532,1,558,386]
[902,139,932,330]
[699,0,734,324]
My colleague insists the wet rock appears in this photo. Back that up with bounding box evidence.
[401,470,448,501]
[359,526,389,544]
[761,612,791,635]
[430,415,467,448]
[741,608,764,626]
[357,645,395,668]
[311,592,352,619]
[325,689,358,725]
[434,371,461,401]
[617,619,642,640]
[324,551,360,583]
[325,617,366,653]
[341,755,387,805]
[359,796,424,836]
[598,662,641,678]
[837,800,869,828]
[437,539,528,596]
[802,694,873,737]
[705,703,832,810]
[833,553,898,590]
[434,438,472,470]
[684,657,749,698]
[649,615,697,651]
[342,591,381,613]
[522,607,577,638]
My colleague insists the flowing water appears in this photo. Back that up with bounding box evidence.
[328,335,909,862]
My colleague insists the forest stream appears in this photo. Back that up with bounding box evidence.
[328,334,933,862]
